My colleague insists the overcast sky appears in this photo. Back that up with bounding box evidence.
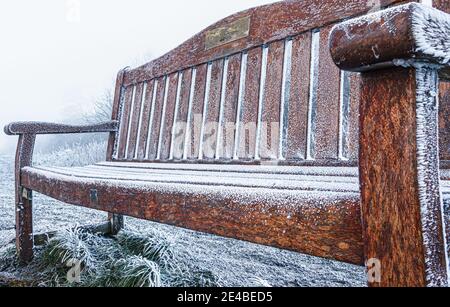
[0,0,276,154]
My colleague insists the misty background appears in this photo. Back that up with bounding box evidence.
[0,0,276,155]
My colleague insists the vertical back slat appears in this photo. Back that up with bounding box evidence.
[285,32,312,160]
[218,53,242,160]
[136,80,155,160]
[314,26,341,160]
[186,64,208,160]
[259,40,284,160]
[238,47,262,160]
[201,60,224,159]
[147,77,167,160]
[126,83,145,159]
[172,69,193,160]
[159,73,180,160]
[117,86,135,159]
[347,72,361,163]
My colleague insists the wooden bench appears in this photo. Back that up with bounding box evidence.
[4,0,450,287]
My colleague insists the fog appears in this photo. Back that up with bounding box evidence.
[0,0,276,154]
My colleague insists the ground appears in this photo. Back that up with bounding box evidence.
[0,154,366,287]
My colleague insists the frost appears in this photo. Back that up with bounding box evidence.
[415,67,450,286]
[412,4,450,65]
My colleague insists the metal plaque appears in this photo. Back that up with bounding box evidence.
[205,16,251,50]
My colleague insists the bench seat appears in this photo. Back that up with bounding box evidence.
[21,163,364,264]
[17,162,450,266]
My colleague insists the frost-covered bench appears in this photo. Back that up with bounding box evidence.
[4,1,450,287]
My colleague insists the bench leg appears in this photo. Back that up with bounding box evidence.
[359,67,449,287]
[108,213,124,235]
[16,188,34,263]
[14,134,36,263]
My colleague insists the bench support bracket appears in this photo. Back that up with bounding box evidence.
[108,213,124,235]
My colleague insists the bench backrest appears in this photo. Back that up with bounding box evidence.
[108,0,449,166]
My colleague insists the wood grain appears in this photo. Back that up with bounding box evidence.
[259,40,284,160]
[186,64,208,160]
[359,68,448,287]
[172,69,193,160]
[202,60,224,159]
[238,47,262,160]
[315,26,340,160]
[218,53,241,159]
[147,77,167,160]
[159,73,180,160]
[285,32,311,160]
[126,83,145,159]
[434,0,450,13]
[5,121,118,136]
[136,80,155,160]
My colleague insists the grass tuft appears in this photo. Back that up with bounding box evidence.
[40,228,95,271]
[117,230,176,270]
[0,227,222,287]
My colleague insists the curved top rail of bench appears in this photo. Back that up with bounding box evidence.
[123,0,404,86]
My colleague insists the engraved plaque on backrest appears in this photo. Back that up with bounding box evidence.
[205,16,251,50]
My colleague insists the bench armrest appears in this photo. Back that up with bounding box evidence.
[4,120,119,136]
[329,2,450,76]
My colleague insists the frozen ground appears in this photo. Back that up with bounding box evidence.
[0,154,366,287]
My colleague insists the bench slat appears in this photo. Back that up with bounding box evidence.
[126,83,145,160]
[136,80,155,160]
[147,77,166,160]
[160,72,180,160]
[172,69,193,160]
[74,165,359,183]
[238,47,262,160]
[259,40,284,160]
[218,53,242,160]
[98,161,359,176]
[285,32,312,160]
[314,26,341,160]
[30,165,359,192]
[186,64,208,160]
[201,60,225,159]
